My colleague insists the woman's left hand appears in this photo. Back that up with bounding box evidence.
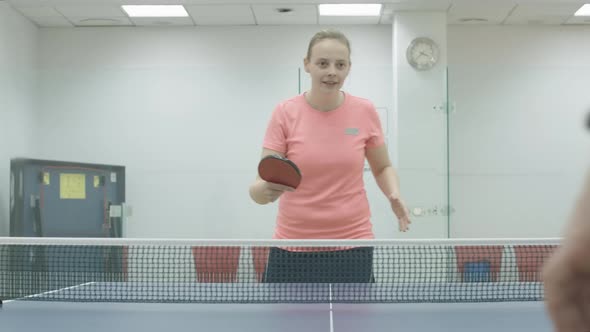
[389,195,411,232]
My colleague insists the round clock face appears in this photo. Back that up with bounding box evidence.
[406,37,439,71]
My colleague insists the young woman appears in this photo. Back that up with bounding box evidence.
[249,29,411,283]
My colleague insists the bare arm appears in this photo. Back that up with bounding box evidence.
[366,145,401,199]
[366,145,411,232]
[543,170,590,332]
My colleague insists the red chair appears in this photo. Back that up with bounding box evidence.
[514,245,558,282]
[192,246,241,283]
[455,246,503,282]
[251,247,270,282]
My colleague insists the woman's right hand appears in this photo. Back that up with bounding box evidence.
[250,148,296,204]
[260,180,295,203]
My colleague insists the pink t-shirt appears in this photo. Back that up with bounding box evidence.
[263,92,385,240]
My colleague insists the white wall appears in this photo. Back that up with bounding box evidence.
[447,25,590,238]
[34,25,394,239]
[0,2,38,236]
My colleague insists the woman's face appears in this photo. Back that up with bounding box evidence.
[304,38,351,95]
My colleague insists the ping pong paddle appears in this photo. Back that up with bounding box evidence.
[258,154,302,189]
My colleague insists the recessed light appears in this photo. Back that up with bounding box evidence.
[574,4,590,16]
[121,5,188,18]
[319,4,382,16]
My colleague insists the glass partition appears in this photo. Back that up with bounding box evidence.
[446,64,590,238]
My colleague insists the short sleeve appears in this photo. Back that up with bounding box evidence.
[366,103,385,148]
[262,104,287,153]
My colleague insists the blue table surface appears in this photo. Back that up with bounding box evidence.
[1,282,553,332]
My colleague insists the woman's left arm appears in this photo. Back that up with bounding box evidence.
[366,145,411,232]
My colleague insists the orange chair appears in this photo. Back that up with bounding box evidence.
[455,246,503,282]
[514,245,558,282]
[192,246,241,283]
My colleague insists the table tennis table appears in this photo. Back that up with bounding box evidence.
[1,282,553,332]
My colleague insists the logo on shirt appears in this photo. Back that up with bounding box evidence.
[345,128,359,135]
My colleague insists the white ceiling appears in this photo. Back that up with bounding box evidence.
[4,0,590,28]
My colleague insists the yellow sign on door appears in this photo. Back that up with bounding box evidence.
[60,173,86,199]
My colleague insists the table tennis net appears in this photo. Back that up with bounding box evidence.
[0,238,559,303]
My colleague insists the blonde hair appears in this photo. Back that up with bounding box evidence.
[306,29,351,61]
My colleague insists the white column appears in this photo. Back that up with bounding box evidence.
[392,12,450,238]
[0,2,9,64]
